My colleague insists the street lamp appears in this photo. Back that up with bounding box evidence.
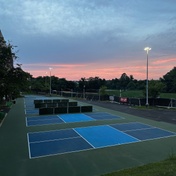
[49,67,52,96]
[83,85,85,99]
[144,47,151,107]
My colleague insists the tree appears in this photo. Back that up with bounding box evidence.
[161,67,176,93]
[99,85,107,100]
[99,86,107,96]
[143,80,165,98]
[127,81,136,90]
[0,30,31,100]
[78,77,106,92]
[119,73,130,90]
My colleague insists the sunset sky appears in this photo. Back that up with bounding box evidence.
[1,0,176,80]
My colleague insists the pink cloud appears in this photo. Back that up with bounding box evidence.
[23,57,176,80]
[152,58,176,65]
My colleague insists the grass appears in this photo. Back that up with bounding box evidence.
[106,90,176,99]
[5,101,13,107]
[106,90,143,98]
[160,93,176,99]
[102,156,176,176]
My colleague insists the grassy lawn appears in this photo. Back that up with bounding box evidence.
[102,156,176,176]
[106,90,176,99]
[106,90,143,97]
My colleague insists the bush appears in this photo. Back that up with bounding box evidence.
[6,101,13,107]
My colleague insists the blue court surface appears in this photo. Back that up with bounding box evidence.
[25,109,39,115]
[27,115,64,126]
[26,112,122,126]
[59,113,95,123]
[27,122,176,159]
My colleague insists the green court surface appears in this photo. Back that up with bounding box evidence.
[0,96,176,176]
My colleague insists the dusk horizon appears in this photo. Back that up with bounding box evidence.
[1,0,176,81]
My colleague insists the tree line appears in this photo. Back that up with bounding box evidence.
[30,67,176,98]
[0,30,176,102]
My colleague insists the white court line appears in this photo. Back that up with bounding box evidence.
[130,122,176,134]
[107,125,140,142]
[73,128,96,149]
[26,120,64,127]
[57,113,95,123]
[30,147,94,159]
[27,116,59,122]
[122,127,154,132]
[25,117,28,127]
[29,136,81,144]
[28,128,77,135]
[84,112,117,118]
[27,133,31,159]
[57,115,66,123]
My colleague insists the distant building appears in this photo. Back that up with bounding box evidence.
[0,30,14,69]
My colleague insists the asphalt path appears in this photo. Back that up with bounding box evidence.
[81,100,176,125]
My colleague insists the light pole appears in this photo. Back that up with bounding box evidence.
[144,47,151,107]
[45,72,48,87]
[49,67,52,96]
[83,85,85,99]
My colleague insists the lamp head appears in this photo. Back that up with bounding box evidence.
[144,47,151,53]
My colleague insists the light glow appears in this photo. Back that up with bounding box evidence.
[144,47,152,54]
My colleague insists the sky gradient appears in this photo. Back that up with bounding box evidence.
[1,0,176,80]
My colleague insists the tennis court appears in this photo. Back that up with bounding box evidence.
[26,112,122,126]
[27,122,176,159]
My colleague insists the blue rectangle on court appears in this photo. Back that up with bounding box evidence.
[59,113,95,123]
[27,115,59,121]
[25,109,38,115]
[26,115,64,126]
[85,112,121,120]
[28,129,93,158]
[125,128,176,140]
[75,125,139,148]
[29,137,93,158]
[29,129,78,142]
[111,122,152,131]
[27,119,64,126]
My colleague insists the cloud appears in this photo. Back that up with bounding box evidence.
[12,0,129,37]
[1,0,176,81]
[152,58,176,65]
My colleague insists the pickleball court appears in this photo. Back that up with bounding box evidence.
[27,122,176,159]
